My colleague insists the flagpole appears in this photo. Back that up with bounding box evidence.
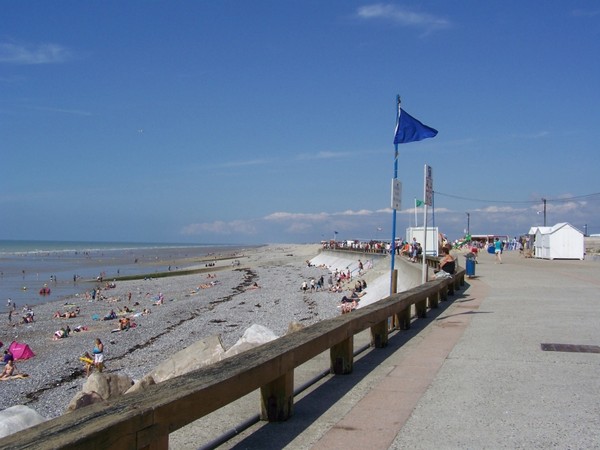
[390,97,438,293]
[432,191,435,229]
[390,95,400,294]
[422,165,428,284]
[414,198,418,228]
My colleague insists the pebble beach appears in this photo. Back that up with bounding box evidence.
[0,244,345,420]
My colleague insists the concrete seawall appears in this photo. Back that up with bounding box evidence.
[309,250,425,308]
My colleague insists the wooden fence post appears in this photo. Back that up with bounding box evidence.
[260,371,294,421]
[398,306,411,329]
[415,297,427,318]
[371,320,388,348]
[330,337,354,374]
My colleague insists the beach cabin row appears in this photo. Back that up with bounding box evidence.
[528,222,584,260]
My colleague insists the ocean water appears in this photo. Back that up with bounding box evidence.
[0,240,249,310]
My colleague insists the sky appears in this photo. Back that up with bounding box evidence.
[1,1,599,245]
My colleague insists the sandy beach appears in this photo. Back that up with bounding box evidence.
[0,244,356,420]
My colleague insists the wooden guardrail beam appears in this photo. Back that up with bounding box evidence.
[0,269,463,450]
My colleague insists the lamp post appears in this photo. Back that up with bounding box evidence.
[542,198,547,226]
[466,212,470,236]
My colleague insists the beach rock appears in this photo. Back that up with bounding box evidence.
[224,324,278,358]
[286,321,305,334]
[66,373,134,412]
[127,334,226,394]
[126,374,156,395]
[0,405,47,439]
[65,391,105,412]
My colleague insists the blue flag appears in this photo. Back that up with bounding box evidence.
[394,109,438,144]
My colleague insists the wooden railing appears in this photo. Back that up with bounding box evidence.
[0,266,465,450]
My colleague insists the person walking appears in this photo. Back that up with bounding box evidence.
[494,237,503,264]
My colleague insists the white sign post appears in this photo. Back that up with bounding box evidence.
[422,165,433,283]
[391,179,402,211]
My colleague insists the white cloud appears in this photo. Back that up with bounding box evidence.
[181,220,258,236]
[339,209,373,216]
[264,211,331,222]
[509,131,549,139]
[474,205,527,214]
[180,195,600,243]
[0,42,71,65]
[295,150,354,160]
[209,158,272,169]
[32,106,92,116]
[356,4,451,33]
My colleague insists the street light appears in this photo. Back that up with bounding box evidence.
[542,198,547,226]
[466,212,470,236]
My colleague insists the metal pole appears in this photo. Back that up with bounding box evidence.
[542,198,547,226]
[390,95,401,294]
[466,212,470,235]
[421,164,428,284]
[432,191,435,229]
[414,198,418,228]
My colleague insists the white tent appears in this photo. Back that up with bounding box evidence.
[532,223,584,260]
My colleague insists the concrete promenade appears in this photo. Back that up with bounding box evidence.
[221,250,600,449]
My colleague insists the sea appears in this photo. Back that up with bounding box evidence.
[0,240,251,310]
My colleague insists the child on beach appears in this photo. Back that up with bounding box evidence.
[82,352,94,377]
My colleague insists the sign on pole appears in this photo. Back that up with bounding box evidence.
[425,165,433,206]
[391,179,402,210]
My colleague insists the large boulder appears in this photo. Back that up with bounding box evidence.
[65,391,104,412]
[0,405,47,438]
[125,374,156,395]
[126,334,225,394]
[224,324,278,358]
[66,372,134,412]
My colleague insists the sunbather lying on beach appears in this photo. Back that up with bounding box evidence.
[53,308,80,319]
[53,326,71,340]
[119,317,131,331]
[339,296,358,314]
[103,310,117,320]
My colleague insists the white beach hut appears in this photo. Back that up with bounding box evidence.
[532,222,584,260]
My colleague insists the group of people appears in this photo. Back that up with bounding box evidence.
[53,307,80,319]
[403,238,423,262]
[300,276,326,293]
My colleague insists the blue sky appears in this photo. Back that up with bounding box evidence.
[1,1,599,245]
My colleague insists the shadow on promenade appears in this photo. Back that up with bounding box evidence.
[226,285,471,449]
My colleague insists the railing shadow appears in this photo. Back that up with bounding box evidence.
[225,288,463,449]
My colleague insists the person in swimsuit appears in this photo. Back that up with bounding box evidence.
[93,338,104,372]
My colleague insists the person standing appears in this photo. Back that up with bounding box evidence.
[494,237,503,264]
[92,338,104,372]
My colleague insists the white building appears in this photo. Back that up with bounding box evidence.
[405,226,440,256]
[530,223,584,260]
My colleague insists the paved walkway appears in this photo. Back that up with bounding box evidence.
[202,250,600,450]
